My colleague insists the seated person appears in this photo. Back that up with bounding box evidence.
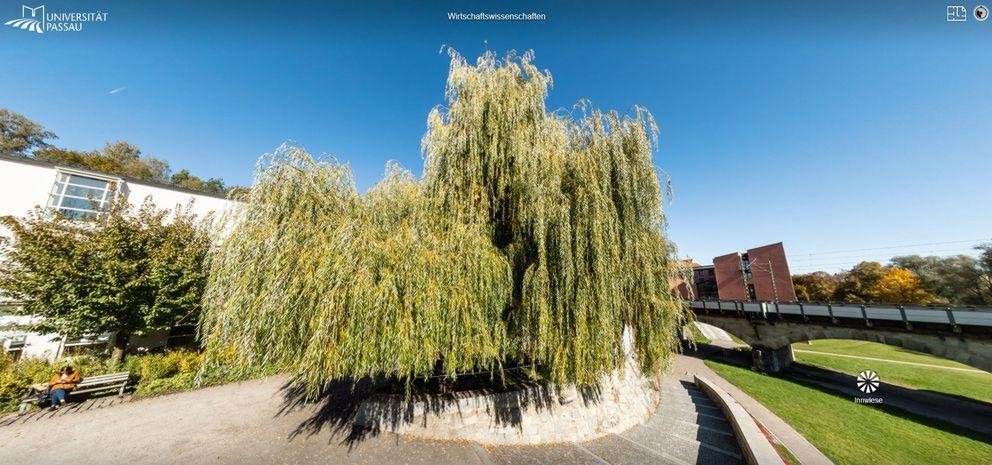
[47,366,82,410]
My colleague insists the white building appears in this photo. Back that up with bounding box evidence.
[0,154,234,361]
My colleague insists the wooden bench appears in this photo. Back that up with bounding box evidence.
[18,371,130,415]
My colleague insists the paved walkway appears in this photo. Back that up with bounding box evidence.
[484,378,743,465]
[0,374,762,465]
[694,322,734,343]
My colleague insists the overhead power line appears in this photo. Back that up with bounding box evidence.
[788,247,982,266]
[787,238,990,258]
[789,249,987,272]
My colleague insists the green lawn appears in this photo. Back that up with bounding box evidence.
[705,358,992,465]
[792,340,992,403]
[794,339,975,368]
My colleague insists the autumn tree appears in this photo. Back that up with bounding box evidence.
[199,50,686,395]
[792,271,838,302]
[833,261,887,302]
[872,267,940,305]
[0,200,211,364]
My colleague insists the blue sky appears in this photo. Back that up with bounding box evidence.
[1,1,989,272]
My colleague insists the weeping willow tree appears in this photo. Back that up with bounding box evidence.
[200,50,686,396]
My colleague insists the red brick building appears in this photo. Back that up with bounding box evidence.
[707,242,797,301]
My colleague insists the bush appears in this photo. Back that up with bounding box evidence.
[0,349,254,413]
[134,371,198,396]
[124,350,201,384]
[0,354,30,412]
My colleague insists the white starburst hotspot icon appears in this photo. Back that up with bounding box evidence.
[856,370,880,394]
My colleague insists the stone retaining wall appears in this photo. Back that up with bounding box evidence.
[353,357,661,445]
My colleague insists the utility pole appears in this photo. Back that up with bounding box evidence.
[740,254,750,301]
[768,259,779,302]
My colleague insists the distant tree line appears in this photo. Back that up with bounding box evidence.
[792,244,992,306]
[0,108,232,196]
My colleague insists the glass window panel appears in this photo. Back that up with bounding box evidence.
[59,208,93,219]
[64,185,106,199]
[50,182,65,195]
[59,196,103,211]
[66,175,109,189]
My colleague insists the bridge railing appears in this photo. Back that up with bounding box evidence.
[688,300,992,328]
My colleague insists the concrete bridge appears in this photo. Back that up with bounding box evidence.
[688,300,992,373]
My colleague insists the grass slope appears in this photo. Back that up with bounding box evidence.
[705,359,992,465]
[792,340,992,403]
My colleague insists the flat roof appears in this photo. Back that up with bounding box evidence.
[0,153,230,200]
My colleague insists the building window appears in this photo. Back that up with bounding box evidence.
[47,172,116,219]
[747,284,757,300]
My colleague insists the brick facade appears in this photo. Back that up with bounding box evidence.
[713,252,747,300]
[745,243,797,301]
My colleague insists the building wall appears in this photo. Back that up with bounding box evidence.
[746,243,797,302]
[0,157,235,361]
[713,253,747,300]
[691,266,718,300]
[0,158,58,240]
[0,157,230,240]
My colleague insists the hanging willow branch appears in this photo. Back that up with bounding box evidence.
[200,50,686,396]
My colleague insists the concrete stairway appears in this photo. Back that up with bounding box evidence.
[482,379,744,464]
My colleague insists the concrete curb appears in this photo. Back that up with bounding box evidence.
[694,374,783,465]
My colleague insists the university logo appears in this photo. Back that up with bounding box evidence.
[4,4,108,34]
[5,5,45,34]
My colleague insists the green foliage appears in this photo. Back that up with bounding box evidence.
[833,261,887,302]
[890,255,988,305]
[0,108,55,156]
[124,350,202,384]
[0,350,239,412]
[0,354,32,411]
[170,169,229,196]
[200,50,686,396]
[979,243,992,303]
[0,199,211,362]
[34,145,228,195]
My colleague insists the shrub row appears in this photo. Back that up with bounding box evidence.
[0,350,250,413]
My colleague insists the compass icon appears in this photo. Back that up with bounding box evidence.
[857,370,880,394]
[976,5,989,21]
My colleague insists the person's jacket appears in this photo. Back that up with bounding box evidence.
[49,372,81,391]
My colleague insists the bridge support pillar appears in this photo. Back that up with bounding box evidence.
[752,345,794,374]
